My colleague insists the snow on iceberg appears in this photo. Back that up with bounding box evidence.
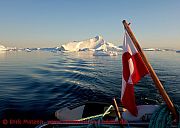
[60,36,121,55]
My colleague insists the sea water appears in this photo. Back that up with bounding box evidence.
[0,50,179,123]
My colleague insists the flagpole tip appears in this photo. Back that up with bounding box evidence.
[122,20,126,24]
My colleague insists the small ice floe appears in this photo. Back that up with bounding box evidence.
[109,51,118,56]
[143,48,165,51]
[55,47,60,50]
[25,48,31,52]
[155,48,162,51]
[93,50,118,56]
[143,48,156,51]
[7,47,18,51]
[164,48,175,51]
[176,50,180,53]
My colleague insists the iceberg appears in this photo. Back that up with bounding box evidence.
[143,48,164,51]
[0,44,7,51]
[60,36,121,55]
[61,36,105,52]
[7,47,18,51]
[0,45,19,51]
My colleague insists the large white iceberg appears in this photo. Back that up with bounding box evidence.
[60,36,122,54]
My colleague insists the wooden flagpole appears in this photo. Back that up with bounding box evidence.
[122,20,178,120]
[113,98,124,128]
[113,98,122,121]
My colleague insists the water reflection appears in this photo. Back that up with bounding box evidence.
[0,51,6,59]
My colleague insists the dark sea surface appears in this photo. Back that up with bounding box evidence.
[0,50,179,127]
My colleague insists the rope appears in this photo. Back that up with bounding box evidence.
[78,105,117,128]
[78,105,113,121]
[103,105,113,116]
[149,104,180,128]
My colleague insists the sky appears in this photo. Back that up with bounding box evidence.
[0,0,180,49]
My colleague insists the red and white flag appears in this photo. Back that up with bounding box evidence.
[121,31,149,116]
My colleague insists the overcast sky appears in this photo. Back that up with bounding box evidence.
[0,0,180,49]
